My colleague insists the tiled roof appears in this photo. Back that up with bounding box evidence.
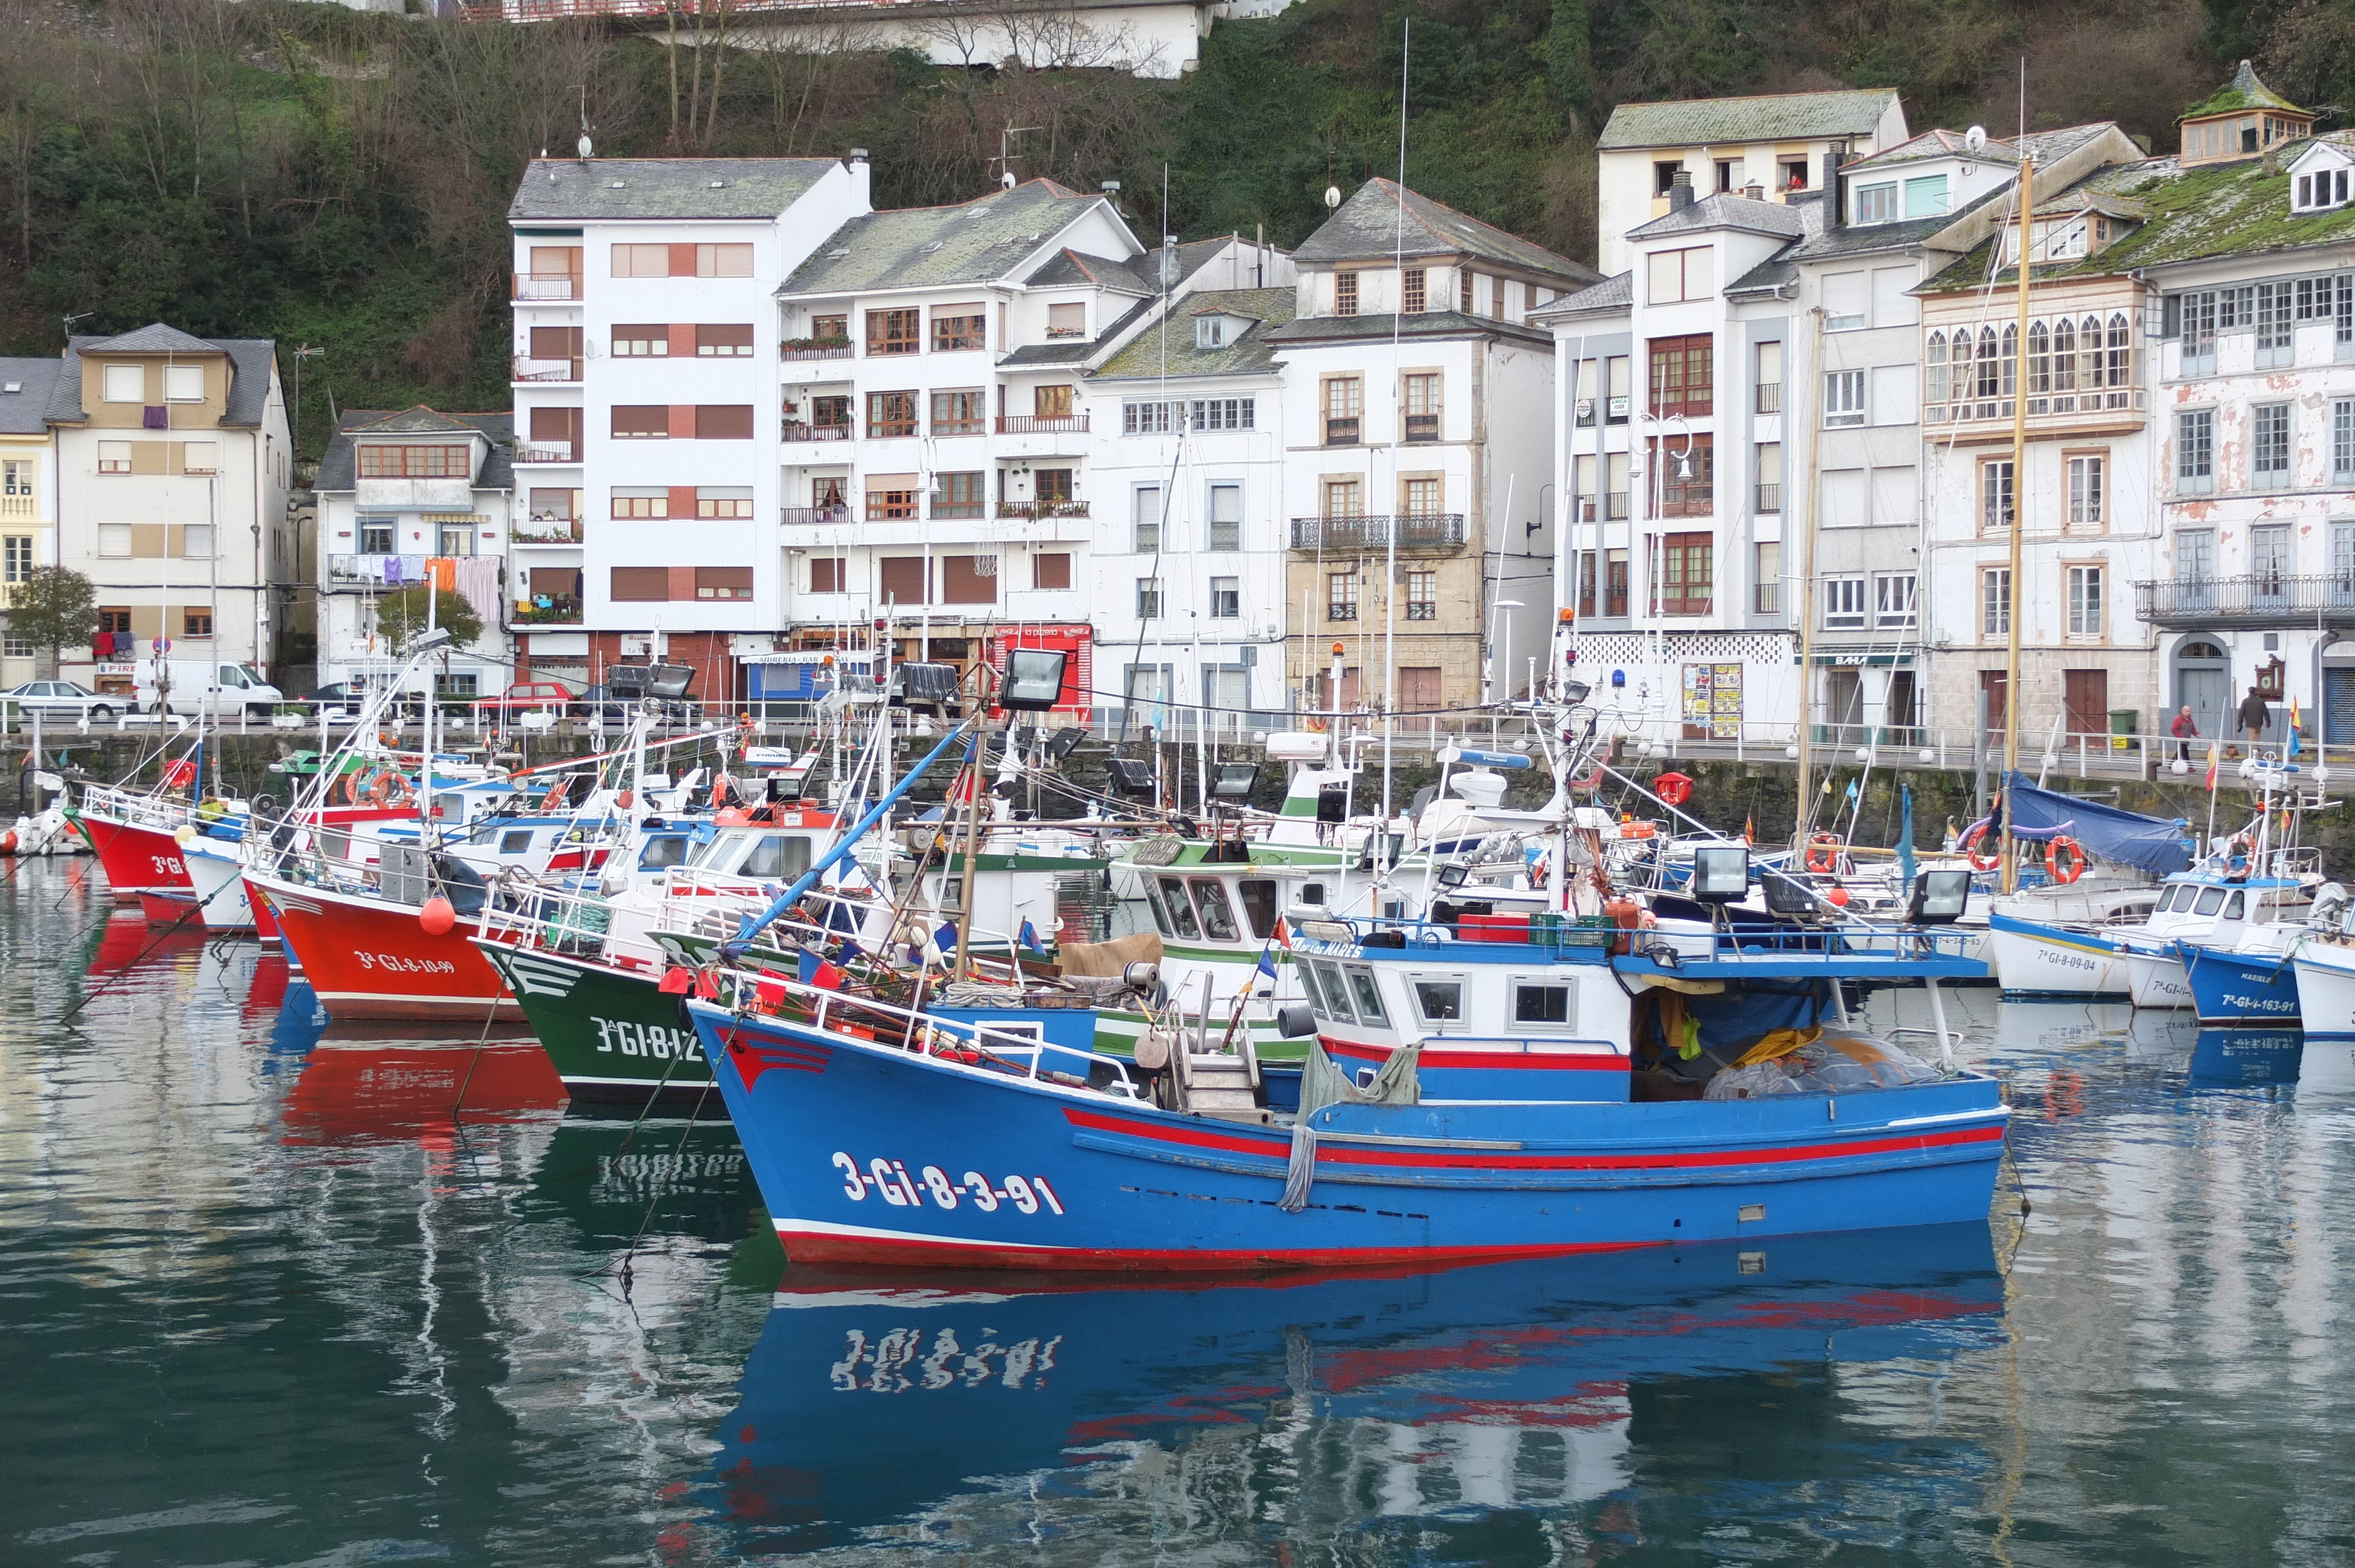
[780,181,1125,296]
[1599,89,1898,151]
[2181,60,2307,123]
[1026,248,1156,295]
[1845,128,2022,171]
[1627,192,1805,240]
[1291,178,1597,283]
[1094,286,1299,380]
[509,157,841,222]
[52,333,276,427]
[0,359,64,435]
[316,410,515,493]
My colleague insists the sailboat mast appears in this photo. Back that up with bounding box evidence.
[2000,155,2034,894]
[1792,305,1825,845]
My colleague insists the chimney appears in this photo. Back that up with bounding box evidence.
[844,147,872,213]
[1669,169,1694,212]
[1822,147,1849,227]
[1742,182,1764,201]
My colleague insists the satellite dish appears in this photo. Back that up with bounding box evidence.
[1963,125,1986,154]
[1002,170,1017,191]
[577,133,593,158]
[1324,185,1342,210]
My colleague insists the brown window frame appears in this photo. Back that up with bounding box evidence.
[866,308,921,356]
[866,391,918,439]
[1653,532,1713,616]
[1651,433,1715,517]
[931,310,987,352]
[695,324,755,357]
[1647,334,1713,418]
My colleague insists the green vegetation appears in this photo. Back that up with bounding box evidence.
[0,0,2330,451]
[5,566,97,670]
[374,585,484,649]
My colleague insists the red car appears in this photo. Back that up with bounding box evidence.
[472,680,575,717]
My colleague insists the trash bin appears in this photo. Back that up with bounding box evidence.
[2109,709,2137,753]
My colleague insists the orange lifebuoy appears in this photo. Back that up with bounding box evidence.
[1623,822,1656,839]
[1803,832,1843,874]
[341,769,366,806]
[1961,822,2001,872]
[712,773,734,809]
[366,770,413,808]
[2046,835,2085,884]
[161,758,197,792]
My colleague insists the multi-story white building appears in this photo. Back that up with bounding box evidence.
[773,177,1157,707]
[1594,89,1907,277]
[313,408,516,697]
[0,358,65,684]
[1270,179,1595,715]
[39,325,292,697]
[505,154,871,702]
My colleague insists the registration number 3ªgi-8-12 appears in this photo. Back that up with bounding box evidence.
[831,1152,1064,1214]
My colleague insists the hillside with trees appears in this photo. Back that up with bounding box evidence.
[0,0,2324,453]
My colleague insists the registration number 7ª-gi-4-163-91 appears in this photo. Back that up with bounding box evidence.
[832,1152,1064,1214]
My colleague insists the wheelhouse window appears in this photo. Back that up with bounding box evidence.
[1512,981,1574,1028]
[1412,978,1463,1022]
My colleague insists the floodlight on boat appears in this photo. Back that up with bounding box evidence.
[1762,866,1821,916]
[1044,725,1087,763]
[407,627,453,654]
[1435,862,1471,889]
[1105,758,1157,797]
[1212,762,1261,800]
[1906,868,1972,925]
[999,648,1069,712]
[1561,679,1591,705]
[1690,846,1751,902]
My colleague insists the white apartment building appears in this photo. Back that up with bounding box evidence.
[774,177,1156,712]
[41,325,293,697]
[1087,272,1298,730]
[505,154,871,702]
[313,408,516,697]
[1271,180,1594,716]
[1594,89,1907,276]
[0,358,65,683]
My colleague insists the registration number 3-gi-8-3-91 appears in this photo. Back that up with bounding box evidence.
[832,1153,1064,1215]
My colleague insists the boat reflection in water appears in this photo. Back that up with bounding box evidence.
[707,1224,2003,1556]
[281,1031,563,1145]
[2186,1028,2305,1089]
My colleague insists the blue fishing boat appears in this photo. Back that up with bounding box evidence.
[680,903,2004,1272]
[703,1224,2002,1543]
[2176,936,2306,1025]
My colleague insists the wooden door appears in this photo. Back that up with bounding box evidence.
[1978,669,2009,739]
[2063,669,2109,740]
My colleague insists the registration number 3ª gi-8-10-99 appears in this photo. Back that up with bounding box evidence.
[831,1153,1064,1215]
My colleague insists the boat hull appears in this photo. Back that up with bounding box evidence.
[1988,912,2128,996]
[2177,939,2303,1026]
[75,811,193,900]
[686,1001,2009,1273]
[2294,942,2355,1039]
[475,940,719,1109]
[2122,941,2192,1009]
[251,872,522,1024]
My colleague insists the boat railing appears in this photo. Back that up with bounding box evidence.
[1301,913,1979,964]
[705,967,1147,1100]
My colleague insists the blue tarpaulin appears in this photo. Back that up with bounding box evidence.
[2002,771,2190,876]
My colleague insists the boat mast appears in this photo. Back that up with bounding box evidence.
[1792,305,1825,845]
[2000,155,2034,895]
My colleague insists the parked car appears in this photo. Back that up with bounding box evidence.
[569,684,635,724]
[473,680,576,719]
[301,680,420,722]
[5,680,124,722]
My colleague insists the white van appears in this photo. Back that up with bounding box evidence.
[137,658,284,717]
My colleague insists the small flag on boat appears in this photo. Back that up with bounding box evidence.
[1255,942,1278,982]
[797,949,821,984]
[1019,919,1042,952]
[2205,739,2220,792]
[1273,916,1294,951]
[811,959,845,990]
[2290,697,2304,759]
[1743,814,1754,845]
[1898,785,1915,892]
[934,921,959,955]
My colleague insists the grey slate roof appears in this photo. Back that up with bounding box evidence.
[1538,271,1634,317]
[1599,89,1899,151]
[1845,128,2021,172]
[1094,286,1299,380]
[1026,248,1155,295]
[85,322,218,356]
[1261,308,1550,347]
[50,331,277,427]
[997,295,1156,366]
[509,157,841,222]
[1291,178,1598,284]
[316,409,515,493]
[1627,192,1806,240]
[780,180,1126,296]
[0,359,64,434]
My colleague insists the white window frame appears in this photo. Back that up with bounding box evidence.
[101,365,144,404]
[164,364,205,403]
[1852,181,1899,224]
[1823,370,1866,427]
[1822,574,1867,630]
[1872,572,1917,630]
[2067,564,2105,638]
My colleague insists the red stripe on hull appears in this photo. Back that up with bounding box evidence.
[777,1225,1659,1274]
[244,879,282,941]
[257,876,519,1024]
[78,815,192,899]
[1064,1105,2005,1172]
[1323,1036,1628,1072]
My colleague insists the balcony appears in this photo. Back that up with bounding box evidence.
[1405,601,1436,620]
[2135,573,2355,629]
[1756,383,1783,414]
[1925,387,2148,430]
[1754,580,1783,616]
[996,414,1089,435]
[1289,514,1467,552]
[997,499,1090,519]
[511,519,583,544]
[781,504,850,527]
[1,492,37,520]
[1328,603,1359,621]
[780,340,853,363]
[512,273,580,302]
[512,356,581,383]
[515,444,579,465]
[1404,413,1439,443]
[1324,417,1360,446]
[512,596,581,626]
[781,421,853,443]
[1755,483,1782,514]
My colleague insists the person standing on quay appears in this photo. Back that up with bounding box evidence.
[2237,686,2271,759]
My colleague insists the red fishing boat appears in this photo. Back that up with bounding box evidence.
[73,782,198,902]
[250,868,523,1025]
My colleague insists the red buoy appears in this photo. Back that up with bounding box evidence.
[418,895,456,936]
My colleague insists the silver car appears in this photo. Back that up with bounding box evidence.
[6,680,125,722]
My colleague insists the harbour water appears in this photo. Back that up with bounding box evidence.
[6,858,2355,1564]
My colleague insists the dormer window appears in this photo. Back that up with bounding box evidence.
[2296,167,2351,212]
[1853,181,1899,224]
[1195,315,1226,350]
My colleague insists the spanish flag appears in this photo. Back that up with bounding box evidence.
[2205,738,2220,792]
[2290,697,2304,759]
